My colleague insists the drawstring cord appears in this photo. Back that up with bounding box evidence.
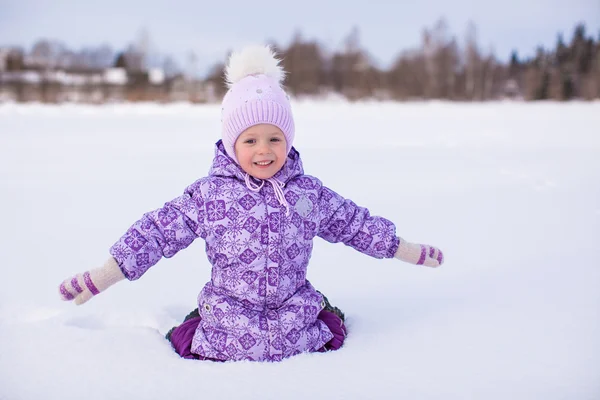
[269,177,289,216]
[244,173,264,191]
[244,173,290,216]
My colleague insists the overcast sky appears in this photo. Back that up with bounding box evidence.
[1,0,599,74]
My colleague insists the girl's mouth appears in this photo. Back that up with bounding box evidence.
[254,161,273,167]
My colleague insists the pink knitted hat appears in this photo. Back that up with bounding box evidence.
[220,45,295,164]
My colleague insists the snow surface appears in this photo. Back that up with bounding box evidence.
[0,100,599,400]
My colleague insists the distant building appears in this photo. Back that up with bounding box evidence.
[0,45,226,104]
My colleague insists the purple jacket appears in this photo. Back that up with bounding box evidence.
[110,141,400,361]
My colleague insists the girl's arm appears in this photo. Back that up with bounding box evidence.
[108,179,207,280]
[316,183,444,267]
[316,183,400,259]
[58,179,208,305]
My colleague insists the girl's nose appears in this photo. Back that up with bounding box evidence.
[257,143,270,154]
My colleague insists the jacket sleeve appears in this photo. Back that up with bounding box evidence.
[109,179,207,280]
[316,183,400,259]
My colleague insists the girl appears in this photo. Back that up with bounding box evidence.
[58,45,444,362]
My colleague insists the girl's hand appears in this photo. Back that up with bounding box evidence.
[58,257,125,305]
[394,238,444,267]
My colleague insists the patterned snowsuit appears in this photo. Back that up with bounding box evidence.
[110,140,400,361]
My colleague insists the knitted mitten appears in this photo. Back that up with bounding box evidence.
[59,257,125,305]
[394,237,444,267]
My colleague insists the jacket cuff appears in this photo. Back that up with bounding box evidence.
[387,236,401,258]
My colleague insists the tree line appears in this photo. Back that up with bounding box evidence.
[2,20,599,101]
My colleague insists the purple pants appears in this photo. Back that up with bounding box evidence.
[169,310,347,361]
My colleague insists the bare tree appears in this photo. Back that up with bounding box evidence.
[281,32,326,95]
[420,19,460,99]
[6,48,25,71]
[30,39,64,69]
[524,48,551,100]
[328,26,381,100]
[205,61,227,98]
[162,56,180,79]
[464,21,482,100]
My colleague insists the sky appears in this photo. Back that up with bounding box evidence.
[1,0,599,75]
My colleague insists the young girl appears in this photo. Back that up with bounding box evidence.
[58,45,444,362]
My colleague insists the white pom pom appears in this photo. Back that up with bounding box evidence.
[225,45,285,87]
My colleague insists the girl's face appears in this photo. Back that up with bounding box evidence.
[234,124,287,180]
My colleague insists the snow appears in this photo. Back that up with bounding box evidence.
[148,69,165,85]
[0,71,42,84]
[103,68,127,85]
[0,101,599,400]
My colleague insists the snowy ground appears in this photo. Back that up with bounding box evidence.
[0,101,599,400]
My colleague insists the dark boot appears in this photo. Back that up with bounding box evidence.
[318,292,345,322]
[166,308,200,342]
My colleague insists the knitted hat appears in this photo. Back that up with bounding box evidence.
[221,45,295,164]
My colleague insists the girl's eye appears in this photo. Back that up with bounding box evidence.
[270,138,281,142]
[245,139,255,144]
